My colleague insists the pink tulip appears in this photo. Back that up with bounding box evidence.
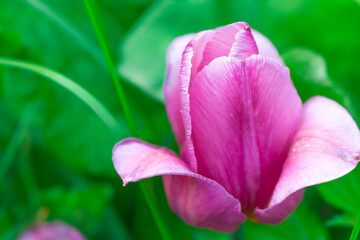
[17,221,86,240]
[112,22,360,232]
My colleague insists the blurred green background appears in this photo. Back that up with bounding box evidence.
[0,0,359,239]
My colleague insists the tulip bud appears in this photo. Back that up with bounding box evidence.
[112,22,360,232]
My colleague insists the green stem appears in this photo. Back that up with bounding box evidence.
[350,212,360,240]
[82,0,137,137]
[140,182,171,240]
[19,133,40,206]
[82,1,171,240]
[0,124,26,183]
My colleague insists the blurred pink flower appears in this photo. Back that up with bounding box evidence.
[18,221,86,240]
[112,22,360,232]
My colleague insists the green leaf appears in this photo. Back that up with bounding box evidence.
[326,213,358,228]
[283,48,332,87]
[282,48,357,120]
[318,166,360,215]
[243,204,329,240]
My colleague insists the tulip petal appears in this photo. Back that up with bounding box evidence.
[229,27,259,60]
[251,29,283,63]
[197,22,256,72]
[112,138,246,232]
[164,174,246,232]
[18,222,86,240]
[178,25,265,172]
[268,96,360,208]
[164,34,194,145]
[189,55,302,212]
[253,189,304,224]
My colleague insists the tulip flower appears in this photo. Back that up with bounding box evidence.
[17,221,86,240]
[112,22,360,232]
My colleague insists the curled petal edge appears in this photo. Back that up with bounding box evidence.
[112,138,246,232]
[258,96,360,222]
[164,34,194,146]
[253,189,304,224]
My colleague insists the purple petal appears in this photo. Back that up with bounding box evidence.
[253,190,304,224]
[197,22,251,72]
[112,138,246,232]
[229,26,259,60]
[177,24,260,172]
[164,34,194,145]
[267,96,360,208]
[113,138,189,185]
[251,29,283,63]
[17,221,85,240]
[189,55,302,213]
[164,174,246,232]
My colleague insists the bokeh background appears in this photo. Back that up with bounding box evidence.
[1,0,360,239]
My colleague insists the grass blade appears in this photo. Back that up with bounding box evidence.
[350,213,360,240]
[0,57,122,136]
[0,108,31,183]
[82,1,171,239]
[82,0,137,137]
